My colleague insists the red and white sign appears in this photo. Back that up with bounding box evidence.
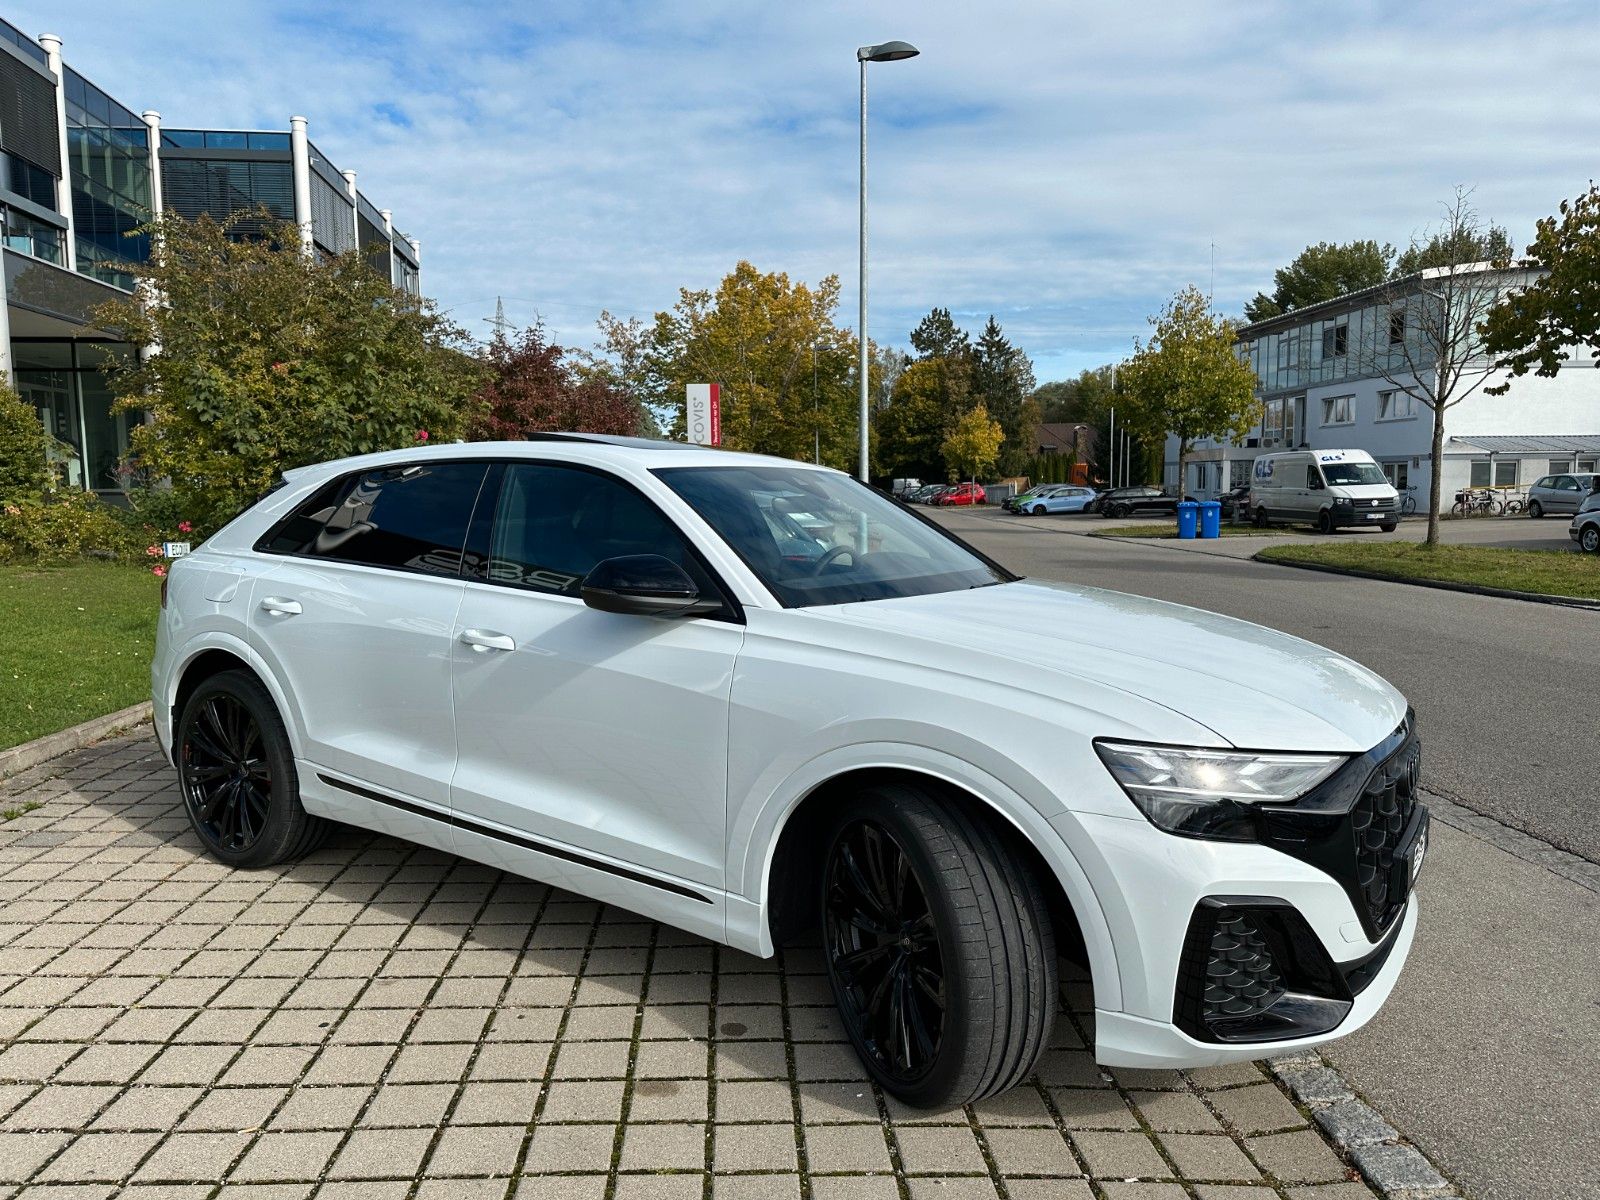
[686,383,721,446]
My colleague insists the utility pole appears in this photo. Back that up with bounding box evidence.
[484,297,514,341]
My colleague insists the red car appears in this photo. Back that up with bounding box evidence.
[934,482,986,506]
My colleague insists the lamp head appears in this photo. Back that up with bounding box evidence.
[857,40,920,63]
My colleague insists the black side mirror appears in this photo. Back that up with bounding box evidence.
[581,555,720,617]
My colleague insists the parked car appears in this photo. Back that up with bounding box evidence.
[1218,484,1253,520]
[1250,450,1399,533]
[154,435,1425,1108]
[1019,486,1097,515]
[891,478,922,498]
[911,484,952,505]
[1087,485,1161,515]
[1527,473,1599,518]
[933,482,986,507]
[1571,508,1600,553]
[1003,484,1063,513]
[1100,486,1179,518]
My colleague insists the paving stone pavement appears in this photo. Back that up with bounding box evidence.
[0,729,1405,1199]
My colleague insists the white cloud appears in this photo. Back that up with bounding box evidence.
[16,0,1599,380]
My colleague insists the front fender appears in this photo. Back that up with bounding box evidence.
[727,740,1123,1012]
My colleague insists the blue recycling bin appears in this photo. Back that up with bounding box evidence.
[1199,500,1222,539]
[1176,500,1199,539]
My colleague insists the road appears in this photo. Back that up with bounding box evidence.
[930,507,1600,1200]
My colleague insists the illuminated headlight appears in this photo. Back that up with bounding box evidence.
[1095,742,1347,841]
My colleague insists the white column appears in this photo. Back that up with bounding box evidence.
[288,115,313,254]
[141,110,163,218]
[38,33,77,272]
[341,168,358,253]
[379,209,395,286]
[406,236,421,291]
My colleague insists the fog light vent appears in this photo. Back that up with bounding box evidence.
[1204,914,1285,1022]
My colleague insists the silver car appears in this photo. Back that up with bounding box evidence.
[1527,473,1598,518]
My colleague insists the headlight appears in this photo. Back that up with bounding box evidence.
[1095,741,1346,841]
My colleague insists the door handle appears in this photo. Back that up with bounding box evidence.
[259,597,302,616]
[460,629,516,653]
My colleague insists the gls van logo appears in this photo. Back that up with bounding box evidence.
[1253,459,1275,480]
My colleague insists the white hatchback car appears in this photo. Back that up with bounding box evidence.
[153,435,1426,1107]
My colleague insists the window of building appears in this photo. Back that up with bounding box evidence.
[1261,399,1285,447]
[1388,311,1405,346]
[1320,395,1354,426]
[1321,323,1348,360]
[1277,334,1300,371]
[1381,461,1409,491]
[1377,390,1416,421]
[1581,458,1598,473]
[4,152,56,208]
[295,463,488,575]
[1231,459,1254,488]
[2,207,63,264]
[1550,459,1571,474]
[1470,460,1519,489]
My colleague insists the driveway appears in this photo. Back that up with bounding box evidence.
[0,733,1380,1198]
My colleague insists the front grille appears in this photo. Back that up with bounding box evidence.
[1351,740,1420,933]
[1202,914,1285,1023]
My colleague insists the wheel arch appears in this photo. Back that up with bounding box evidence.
[165,635,302,763]
[745,755,1121,1012]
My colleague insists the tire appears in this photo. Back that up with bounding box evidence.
[1031,505,1046,515]
[1582,525,1600,554]
[1253,506,1269,529]
[1316,508,1335,534]
[1451,501,1469,518]
[820,783,1057,1108]
[176,670,327,868]
[1529,501,1543,518]
[1380,523,1398,533]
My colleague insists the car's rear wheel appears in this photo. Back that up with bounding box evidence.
[177,671,327,868]
[820,783,1056,1108]
[1582,525,1600,554]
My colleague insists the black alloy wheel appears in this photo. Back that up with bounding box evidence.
[177,671,327,867]
[183,692,272,854]
[824,820,945,1086]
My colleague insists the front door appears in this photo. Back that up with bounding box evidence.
[449,461,743,935]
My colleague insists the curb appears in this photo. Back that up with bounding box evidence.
[1251,552,1600,610]
[0,702,154,782]
[1268,1052,1462,1198]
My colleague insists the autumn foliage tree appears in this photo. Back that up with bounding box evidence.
[941,403,1004,484]
[469,324,646,442]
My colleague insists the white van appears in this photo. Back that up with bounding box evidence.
[1250,449,1400,533]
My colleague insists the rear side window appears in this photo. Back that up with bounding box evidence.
[258,462,488,577]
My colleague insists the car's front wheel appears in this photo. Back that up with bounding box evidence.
[820,783,1057,1108]
[1032,505,1047,515]
[1582,525,1600,554]
[177,670,327,868]
[1529,501,1543,518]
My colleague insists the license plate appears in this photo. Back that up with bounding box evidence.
[1366,513,1385,520]
[1409,823,1428,886]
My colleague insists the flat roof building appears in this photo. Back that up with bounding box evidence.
[0,18,420,492]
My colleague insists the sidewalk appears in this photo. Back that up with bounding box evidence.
[0,729,1405,1198]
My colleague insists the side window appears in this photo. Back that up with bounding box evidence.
[1557,476,1579,492]
[275,462,487,576]
[1533,476,1553,491]
[480,463,717,600]
[1306,466,1321,488]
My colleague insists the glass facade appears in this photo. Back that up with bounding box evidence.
[2,205,63,262]
[63,68,151,290]
[14,340,137,493]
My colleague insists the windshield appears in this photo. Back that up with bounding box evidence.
[655,465,1009,607]
[1321,462,1389,486]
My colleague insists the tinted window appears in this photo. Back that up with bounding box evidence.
[267,462,487,576]
[479,463,716,599]
[1557,477,1579,491]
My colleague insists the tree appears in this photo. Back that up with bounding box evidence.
[941,403,1004,483]
[971,316,1039,476]
[877,357,970,480]
[1394,223,1513,276]
[95,210,481,530]
[1244,240,1395,323]
[1481,182,1600,385]
[0,384,52,502]
[909,307,972,360]
[593,262,863,468]
[1356,189,1511,546]
[470,323,646,441]
[1119,285,1260,493]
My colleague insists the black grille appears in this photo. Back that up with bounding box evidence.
[1202,913,1285,1022]
[1351,739,1419,933]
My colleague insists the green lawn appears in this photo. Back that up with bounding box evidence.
[1257,541,1600,601]
[1093,522,1277,539]
[1,564,162,751]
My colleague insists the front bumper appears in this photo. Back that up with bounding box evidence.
[1052,717,1426,1067]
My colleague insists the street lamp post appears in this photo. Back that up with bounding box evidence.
[856,39,919,483]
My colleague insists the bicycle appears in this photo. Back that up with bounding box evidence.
[1450,488,1501,517]
[1399,485,1418,517]
[1500,491,1527,516]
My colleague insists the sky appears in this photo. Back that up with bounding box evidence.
[17,1,1600,382]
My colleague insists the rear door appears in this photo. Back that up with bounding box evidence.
[248,461,490,811]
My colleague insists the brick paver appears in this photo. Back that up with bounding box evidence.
[0,730,1382,1196]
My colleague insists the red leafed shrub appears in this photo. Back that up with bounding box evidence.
[469,324,647,441]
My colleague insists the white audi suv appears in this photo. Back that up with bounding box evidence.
[152,435,1425,1107]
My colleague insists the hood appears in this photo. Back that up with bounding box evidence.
[1328,483,1397,500]
[820,580,1405,753]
